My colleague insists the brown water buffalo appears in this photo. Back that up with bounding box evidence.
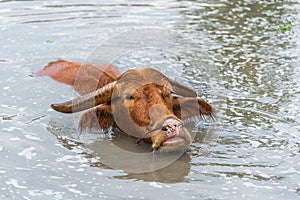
[48,65,214,152]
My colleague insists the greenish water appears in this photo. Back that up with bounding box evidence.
[0,0,299,199]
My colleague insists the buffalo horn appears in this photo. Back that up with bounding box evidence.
[51,81,116,113]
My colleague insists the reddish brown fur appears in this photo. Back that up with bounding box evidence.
[37,60,81,85]
[47,65,214,151]
[128,84,174,127]
[79,105,114,132]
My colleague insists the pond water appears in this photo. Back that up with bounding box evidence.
[1,0,300,199]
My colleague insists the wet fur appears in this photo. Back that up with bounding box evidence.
[52,68,214,151]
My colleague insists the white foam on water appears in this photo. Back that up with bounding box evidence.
[243,182,273,190]
[18,147,37,160]
[149,182,163,189]
[28,189,64,199]
[55,154,88,164]
[5,179,27,189]
[24,134,42,141]
[62,184,88,196]
[10,137,21,141]
[96,171,103,176]
[3,127,24,132]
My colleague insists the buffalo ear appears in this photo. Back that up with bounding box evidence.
[37,60,80,86]
[168,79,197,97]
[79,105,114,133]
[37,60,120,95]
[173,97,214,120]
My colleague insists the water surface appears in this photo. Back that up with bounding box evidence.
[0,0,299,199]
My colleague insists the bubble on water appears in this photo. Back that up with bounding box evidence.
[18,147,37,160]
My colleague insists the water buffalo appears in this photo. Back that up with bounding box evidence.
[50,67,214,152]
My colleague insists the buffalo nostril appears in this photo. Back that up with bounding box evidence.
[161,127,168,131]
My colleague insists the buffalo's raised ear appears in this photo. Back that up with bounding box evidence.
[37,60,120,95]
[37,60,80,86]
[168,79,197,97]
[51,81,117,113]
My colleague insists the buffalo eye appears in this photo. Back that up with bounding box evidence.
[125,94,134,100]
[162,91,172,98]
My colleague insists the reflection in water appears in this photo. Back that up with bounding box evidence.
[49,125,192,183]
[114,154,191,183]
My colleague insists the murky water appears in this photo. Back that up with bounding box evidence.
[1,0,300,199]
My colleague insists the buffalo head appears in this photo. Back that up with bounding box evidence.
[51,68,214,152]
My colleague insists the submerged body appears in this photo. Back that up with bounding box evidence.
[47,64,214,152]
